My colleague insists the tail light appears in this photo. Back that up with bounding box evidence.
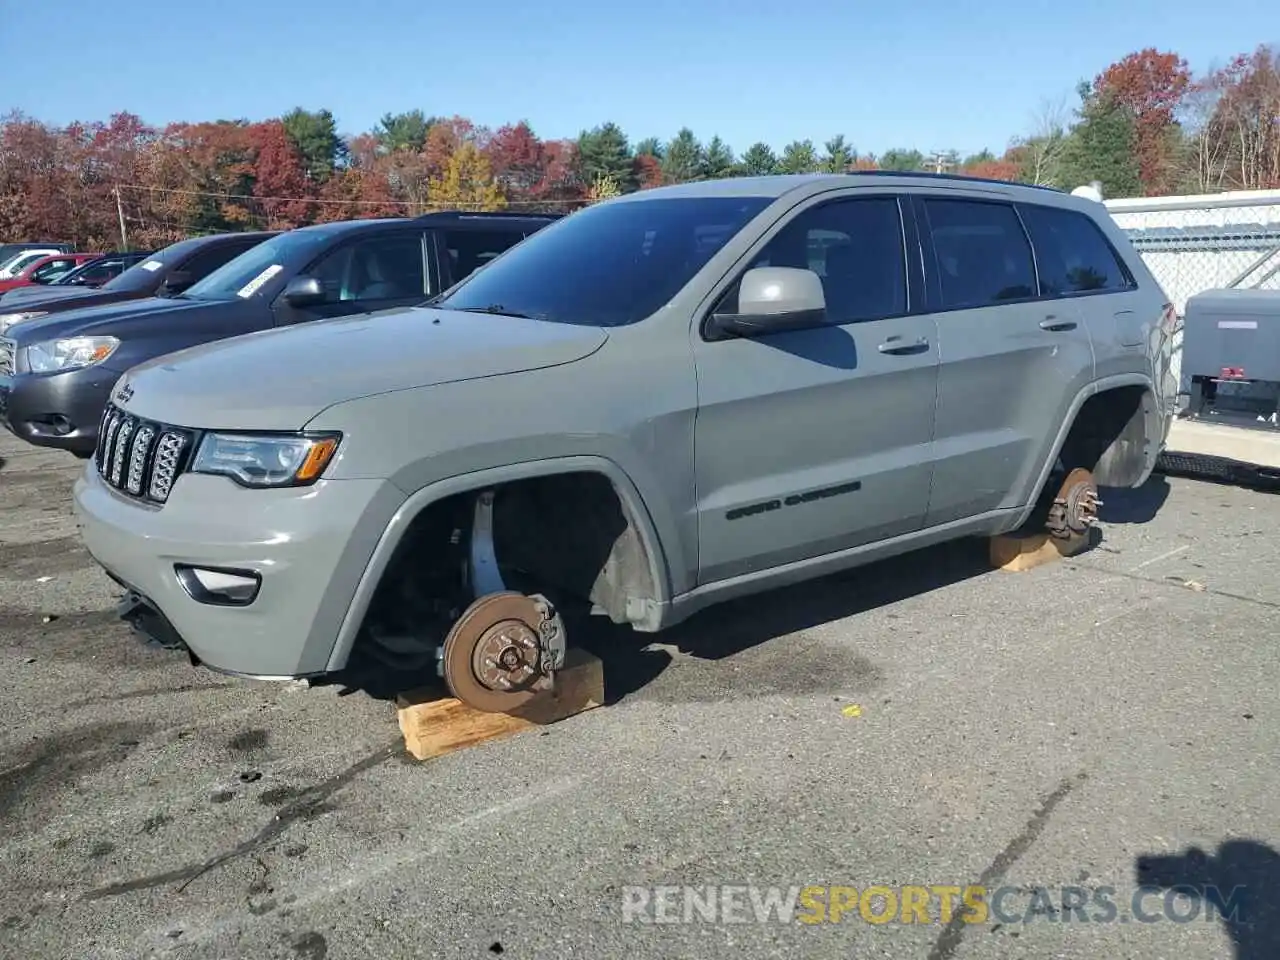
[1159,302,1178,334]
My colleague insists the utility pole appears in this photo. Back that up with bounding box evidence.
[113,186,129,251]
[925,150,955,175]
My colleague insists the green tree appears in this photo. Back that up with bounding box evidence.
[576,122,635,191]
[634,137,664,160]
[822,135,855,172]
[376,110,434,152]
[778,139,819,173]
[738,142,779,176]
[1057,82,1142,198]
[878,148,925,171]
[662,127,705,183]
[701,135,736,179]
[281,107,344,181]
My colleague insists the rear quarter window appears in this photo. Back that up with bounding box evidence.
[1017,204,1136,296]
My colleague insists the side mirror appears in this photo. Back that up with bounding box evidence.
[161,269,193,293]
[709,267,827,339]
[282,275,327,307]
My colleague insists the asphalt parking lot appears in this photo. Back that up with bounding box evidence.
[1,428,1277,960]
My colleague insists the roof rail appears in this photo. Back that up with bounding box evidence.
[845,169,1064,193]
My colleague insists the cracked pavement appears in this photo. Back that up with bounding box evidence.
[1,429,1278,959]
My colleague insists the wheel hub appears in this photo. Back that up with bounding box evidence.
[441,591,565,713]
[1046,467,1102,539]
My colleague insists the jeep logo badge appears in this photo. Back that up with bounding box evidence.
[115,383,134,404]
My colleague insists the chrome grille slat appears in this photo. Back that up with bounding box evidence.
[126,425,156,495]
[0,337,15,377]
[93,402,193,505]
[109,417,135,485]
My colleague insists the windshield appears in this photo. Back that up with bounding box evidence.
[180,231,330,301]
[436,196,773,326]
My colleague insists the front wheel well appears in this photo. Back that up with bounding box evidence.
[344,471,660,681]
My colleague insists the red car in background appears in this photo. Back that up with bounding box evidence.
[0,253,99,293]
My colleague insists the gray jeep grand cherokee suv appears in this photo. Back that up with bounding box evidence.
[73,172,1176,711]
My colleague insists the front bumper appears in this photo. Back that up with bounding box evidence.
[0,365,120,455]
[73,462,407,678]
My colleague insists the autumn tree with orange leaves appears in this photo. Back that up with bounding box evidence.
[1093,48,1191,195]
[2,40,1278,247]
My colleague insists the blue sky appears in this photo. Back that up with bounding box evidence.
[2,0,1270,158]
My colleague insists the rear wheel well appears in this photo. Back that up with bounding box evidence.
[1019,385,1154,534]
[342,471,659,684]
[1058,385,1153,487]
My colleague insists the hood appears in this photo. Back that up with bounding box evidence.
[0,284,133,309]
[114,306,610,430]
[1,284,93,306]
[5,295,209,342]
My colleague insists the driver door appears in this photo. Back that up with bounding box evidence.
[691,193,940,586]
[272,229,431,326]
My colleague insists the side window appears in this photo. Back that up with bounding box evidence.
[32,258,76,281]
[1018,204,1134,296]
[77,260,124,283]
[442,229,526,283]
[739,197,907,324]
[308,233,426,302]
[179,243,260,281]
[924,199,1036,309]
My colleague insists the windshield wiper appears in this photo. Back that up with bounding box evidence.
[451,304,540,320]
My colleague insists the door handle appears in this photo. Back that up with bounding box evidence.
[878,336,930,356]
[1039,315,1077,332]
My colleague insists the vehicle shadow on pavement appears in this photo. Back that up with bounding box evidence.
[579,536,994,705]
[1097,474,1171,525]
[1134,840,1280,959]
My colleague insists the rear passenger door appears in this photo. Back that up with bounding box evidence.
[272,228,431,326]
[434,227,529,288]
[1015,201,1150,385]
[914,192,1095,526]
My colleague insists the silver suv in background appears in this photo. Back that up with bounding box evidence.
[73,172,1177,713]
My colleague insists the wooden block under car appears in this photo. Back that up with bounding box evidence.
[395,646,605,760]
[987,529,1092,572]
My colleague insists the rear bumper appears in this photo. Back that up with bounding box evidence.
[0,366,119,455]
[73,463,407,678]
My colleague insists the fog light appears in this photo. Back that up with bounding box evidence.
[175,564,261,606]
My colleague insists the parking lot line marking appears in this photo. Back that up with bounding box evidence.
[1129,544,1190,572]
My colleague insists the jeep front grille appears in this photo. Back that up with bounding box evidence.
[0,337,15,377]
[94,403,194,504]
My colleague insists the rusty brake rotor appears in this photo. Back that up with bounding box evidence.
[1046,467,1102,539]
[441,591,564,713]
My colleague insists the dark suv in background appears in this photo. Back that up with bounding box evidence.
[0,232,277,323]
[0,211,557,456]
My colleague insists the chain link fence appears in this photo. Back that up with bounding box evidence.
[1105,190,1280,404]
[1107,190,1280,315]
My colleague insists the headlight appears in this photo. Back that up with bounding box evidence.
[26,336,119,373]
[0,311,48,334]
[190,432,341,488]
